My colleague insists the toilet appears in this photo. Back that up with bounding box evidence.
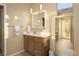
[49,50,54,56]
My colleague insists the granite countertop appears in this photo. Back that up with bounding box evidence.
[23,32,50,38]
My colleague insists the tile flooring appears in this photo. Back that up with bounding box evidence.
[15,52,32,56]
[55,39,73,56]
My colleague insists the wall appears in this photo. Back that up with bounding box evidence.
[5,3,31,55]
[73,4,79,56]
[48,11,57,51]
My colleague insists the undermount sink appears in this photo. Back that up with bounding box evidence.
[23,32,50,37]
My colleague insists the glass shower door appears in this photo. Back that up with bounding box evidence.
[60,17,71,39]
[55,16,73,56]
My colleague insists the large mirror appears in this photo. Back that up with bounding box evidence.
[32,10,47,28]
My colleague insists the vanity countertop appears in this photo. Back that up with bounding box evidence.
[23,32,50,38]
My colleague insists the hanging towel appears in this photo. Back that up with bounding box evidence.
[27,25,31,33]
[14,25,20,36]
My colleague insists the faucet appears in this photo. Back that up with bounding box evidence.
[33,31,36,34]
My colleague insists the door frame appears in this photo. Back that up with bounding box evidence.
[55,14,73,56]
[0,4,7,56]
[55,14,73,40]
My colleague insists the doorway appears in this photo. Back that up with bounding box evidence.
[0,5,4,56]
[55,16,73,56]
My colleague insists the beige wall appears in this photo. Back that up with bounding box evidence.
[73,4,79,56]
[48,11,57,51]
[5,3,31,55]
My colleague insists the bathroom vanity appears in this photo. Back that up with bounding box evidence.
[23,33,50,56]
[23,10,50,56]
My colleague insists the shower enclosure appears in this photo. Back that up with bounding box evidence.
[56,16,71,40]
[55,16,73,56]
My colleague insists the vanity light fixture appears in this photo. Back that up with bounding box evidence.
[14,16,19,20]
[31,4,43,14]
[30,8,32,14]
[40,4,43,10]
[5,14,9,22]
[5,14,9,19]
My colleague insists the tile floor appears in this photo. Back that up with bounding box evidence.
[55,39,73,56]
[15,52,32,56]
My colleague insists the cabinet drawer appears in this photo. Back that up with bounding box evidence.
[34,46,41,50]
[33,49,42,56]
[34,38,42,43]
[24,35,27,39]
[24,35,49,56]
[34,43,42,49]
[24,35,28,51]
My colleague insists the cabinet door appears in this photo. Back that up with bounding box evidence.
[33,37,42,56]
[28,36,34,54]
[24,35,29,52]
[34,37,42,49]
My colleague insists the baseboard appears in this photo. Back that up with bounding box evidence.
[9,50,25,56]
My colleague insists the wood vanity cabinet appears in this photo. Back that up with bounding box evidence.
[33,37,49,56]
[24,35,49,56]
[24,35,33,54]
[24,35,28,52]
[27,36,34,54]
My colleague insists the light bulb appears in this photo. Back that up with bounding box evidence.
[30,8,32,14]
[5,14,9,19]
[14,16,19,20]
[40,4,42,10]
